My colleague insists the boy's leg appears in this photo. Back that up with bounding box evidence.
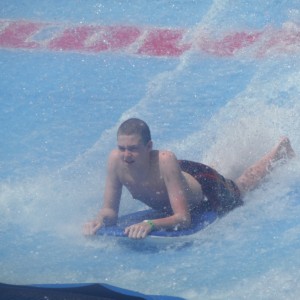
[235,137,295,197]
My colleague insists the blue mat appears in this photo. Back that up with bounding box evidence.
[0,282,184,300]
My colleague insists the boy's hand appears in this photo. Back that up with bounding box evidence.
[124,221,153,239]
[83,219,103,235]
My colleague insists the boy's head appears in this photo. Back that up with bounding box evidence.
[117,118,151,145]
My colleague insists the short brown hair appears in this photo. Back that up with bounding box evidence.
[117,118,151,145]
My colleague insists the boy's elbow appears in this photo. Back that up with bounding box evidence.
[182,216,191,229]
[175,213,191,229]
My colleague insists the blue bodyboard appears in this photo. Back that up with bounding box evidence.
[96,209,218,238]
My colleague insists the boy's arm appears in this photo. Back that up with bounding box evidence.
[83,150,122,235]
[160,151,191,227]
[125,151,191,239]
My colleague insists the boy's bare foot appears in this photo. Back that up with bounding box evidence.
[273,137,296,161]
[235,137,295,195]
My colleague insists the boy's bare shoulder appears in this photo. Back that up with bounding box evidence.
[107,149,121,169]
[158,149,178,161]
[109,149,119,159]
[157,150,179,170]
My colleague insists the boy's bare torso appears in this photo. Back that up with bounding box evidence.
[115,150,204,211]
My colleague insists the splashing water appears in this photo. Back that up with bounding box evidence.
[1,1,300,299]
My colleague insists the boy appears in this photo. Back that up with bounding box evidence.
[84,118,295,239]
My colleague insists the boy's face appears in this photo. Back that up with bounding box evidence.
[117,134,152,165]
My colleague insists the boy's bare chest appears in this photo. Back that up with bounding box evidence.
[121,171,168,203]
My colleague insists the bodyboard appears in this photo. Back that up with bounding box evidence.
[96,209,218,245]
